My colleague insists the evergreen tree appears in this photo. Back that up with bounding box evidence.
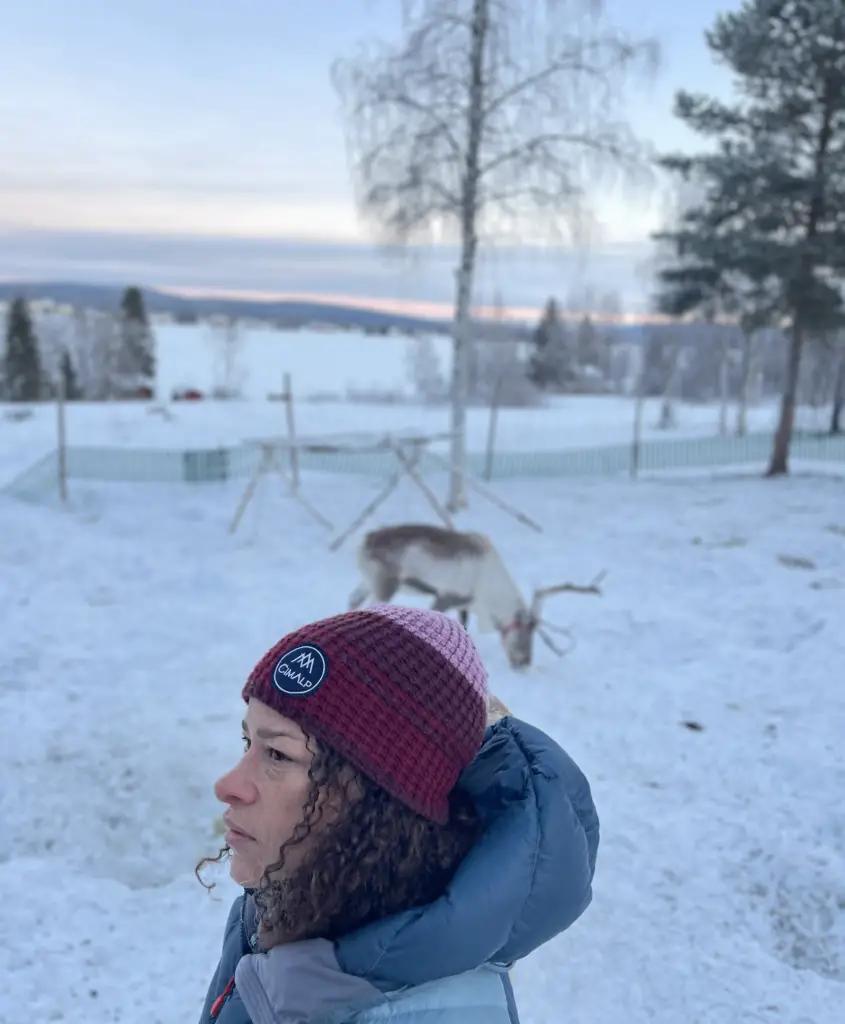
[574,314,609,377]
[657,0,845,475]
[59,349,82,400]
[115,286,155,394]
[3,297,42,401]
[527,298,574,390]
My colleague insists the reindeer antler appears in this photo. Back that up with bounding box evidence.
[536,623,577,657]
[531,569,606,659]
[533,569,607,601]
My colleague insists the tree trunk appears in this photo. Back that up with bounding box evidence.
[718,333,730,436]
[830,351,845,434]
[736,330,754,437]
[447,0,489,512]
[766,322,804,476]
[450,265,474,510]
[768,74,836,473]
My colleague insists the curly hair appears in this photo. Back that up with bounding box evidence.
[197,739,482,949]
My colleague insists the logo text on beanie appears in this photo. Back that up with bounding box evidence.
[272,644,329,697]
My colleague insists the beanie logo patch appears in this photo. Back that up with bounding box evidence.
[272,644,329,697]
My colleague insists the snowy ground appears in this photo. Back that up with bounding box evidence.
[154,322,441,400]
[0,391,800,491]
[1,453,843,1023]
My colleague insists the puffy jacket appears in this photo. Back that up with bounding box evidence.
[198,716,600,1023]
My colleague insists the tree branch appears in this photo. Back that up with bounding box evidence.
[333,0,658,246]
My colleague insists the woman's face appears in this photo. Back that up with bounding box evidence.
[213,699,314,887]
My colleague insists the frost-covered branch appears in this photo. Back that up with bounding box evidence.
[333,0,658,508]
[333,0,658,245]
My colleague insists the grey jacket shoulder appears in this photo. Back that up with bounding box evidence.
[344,966,514,1023]
[198,895,252,1024]
[204,928,515,1024]
[235,939,384,1023]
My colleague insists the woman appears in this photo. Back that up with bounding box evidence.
[198,603,599,1023]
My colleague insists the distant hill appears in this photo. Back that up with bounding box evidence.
[0,281,462,334]
[0,279,654,343]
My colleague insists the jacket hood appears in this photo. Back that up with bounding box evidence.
[232,716,599,1023]
[334,716,599,989]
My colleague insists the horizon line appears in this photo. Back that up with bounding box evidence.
[0,277,671,325]
[156,284,670,326]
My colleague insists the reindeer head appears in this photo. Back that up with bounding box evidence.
[499,606,538,669]
[499,571,606,669]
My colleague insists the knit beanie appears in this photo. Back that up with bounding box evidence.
[242,604,489,824]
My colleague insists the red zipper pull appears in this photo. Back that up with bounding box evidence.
[210,976,235,1019]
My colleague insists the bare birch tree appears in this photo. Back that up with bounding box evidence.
[34,312,75,396]
[332,0,658,509]
[717,331,730,436]
[406,335,447,401]
[736,329,756,437]
[208,316,247,399]
[76,309,122,400]
[656,334,683,430]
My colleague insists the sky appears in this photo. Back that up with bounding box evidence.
[0,0,738,311]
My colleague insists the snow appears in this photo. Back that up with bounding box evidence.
[154,322,437,400]
[1,424,843,1024]
[1,390,792,493]
[5,318,836,491]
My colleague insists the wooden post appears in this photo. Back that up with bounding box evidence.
[282,372,299,493]
[390,440,454,529]
[425,449,543,532]
[329,449,422,552]
[57,354,68,503]
[631,391,644,480]
[483,371,503,481]
[718,331,730,437]
[229,446,269,534]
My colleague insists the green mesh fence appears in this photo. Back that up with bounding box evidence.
[3,430,843,504]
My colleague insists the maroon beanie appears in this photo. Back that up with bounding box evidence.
[242,604,489,824]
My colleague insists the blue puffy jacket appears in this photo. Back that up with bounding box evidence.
[198,717,599,1023]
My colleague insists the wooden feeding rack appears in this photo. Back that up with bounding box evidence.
[229,426,543,545]
[229,428,455,537]
[324,429,457,551]
[228,434,335,534]
[321,429,542,551]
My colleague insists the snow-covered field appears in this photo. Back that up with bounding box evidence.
[154,322,442,400]
[1,426,843,1023]
[5,318,838,488]
[1,390,797,492]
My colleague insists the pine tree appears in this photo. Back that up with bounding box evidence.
[3,297,42,402]
[658,0,845,475]
[115,286,155,395]
[528,298,573,390]
[59,349,81,400]
[574,315,609,377]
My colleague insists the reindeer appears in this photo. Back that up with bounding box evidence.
[348,523,603,669]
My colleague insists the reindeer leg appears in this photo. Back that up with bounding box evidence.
[431,592,472,618]
[458,608,469,629]
[348,584,370,610]
[404,576,438,597]
[372,571,400,604]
